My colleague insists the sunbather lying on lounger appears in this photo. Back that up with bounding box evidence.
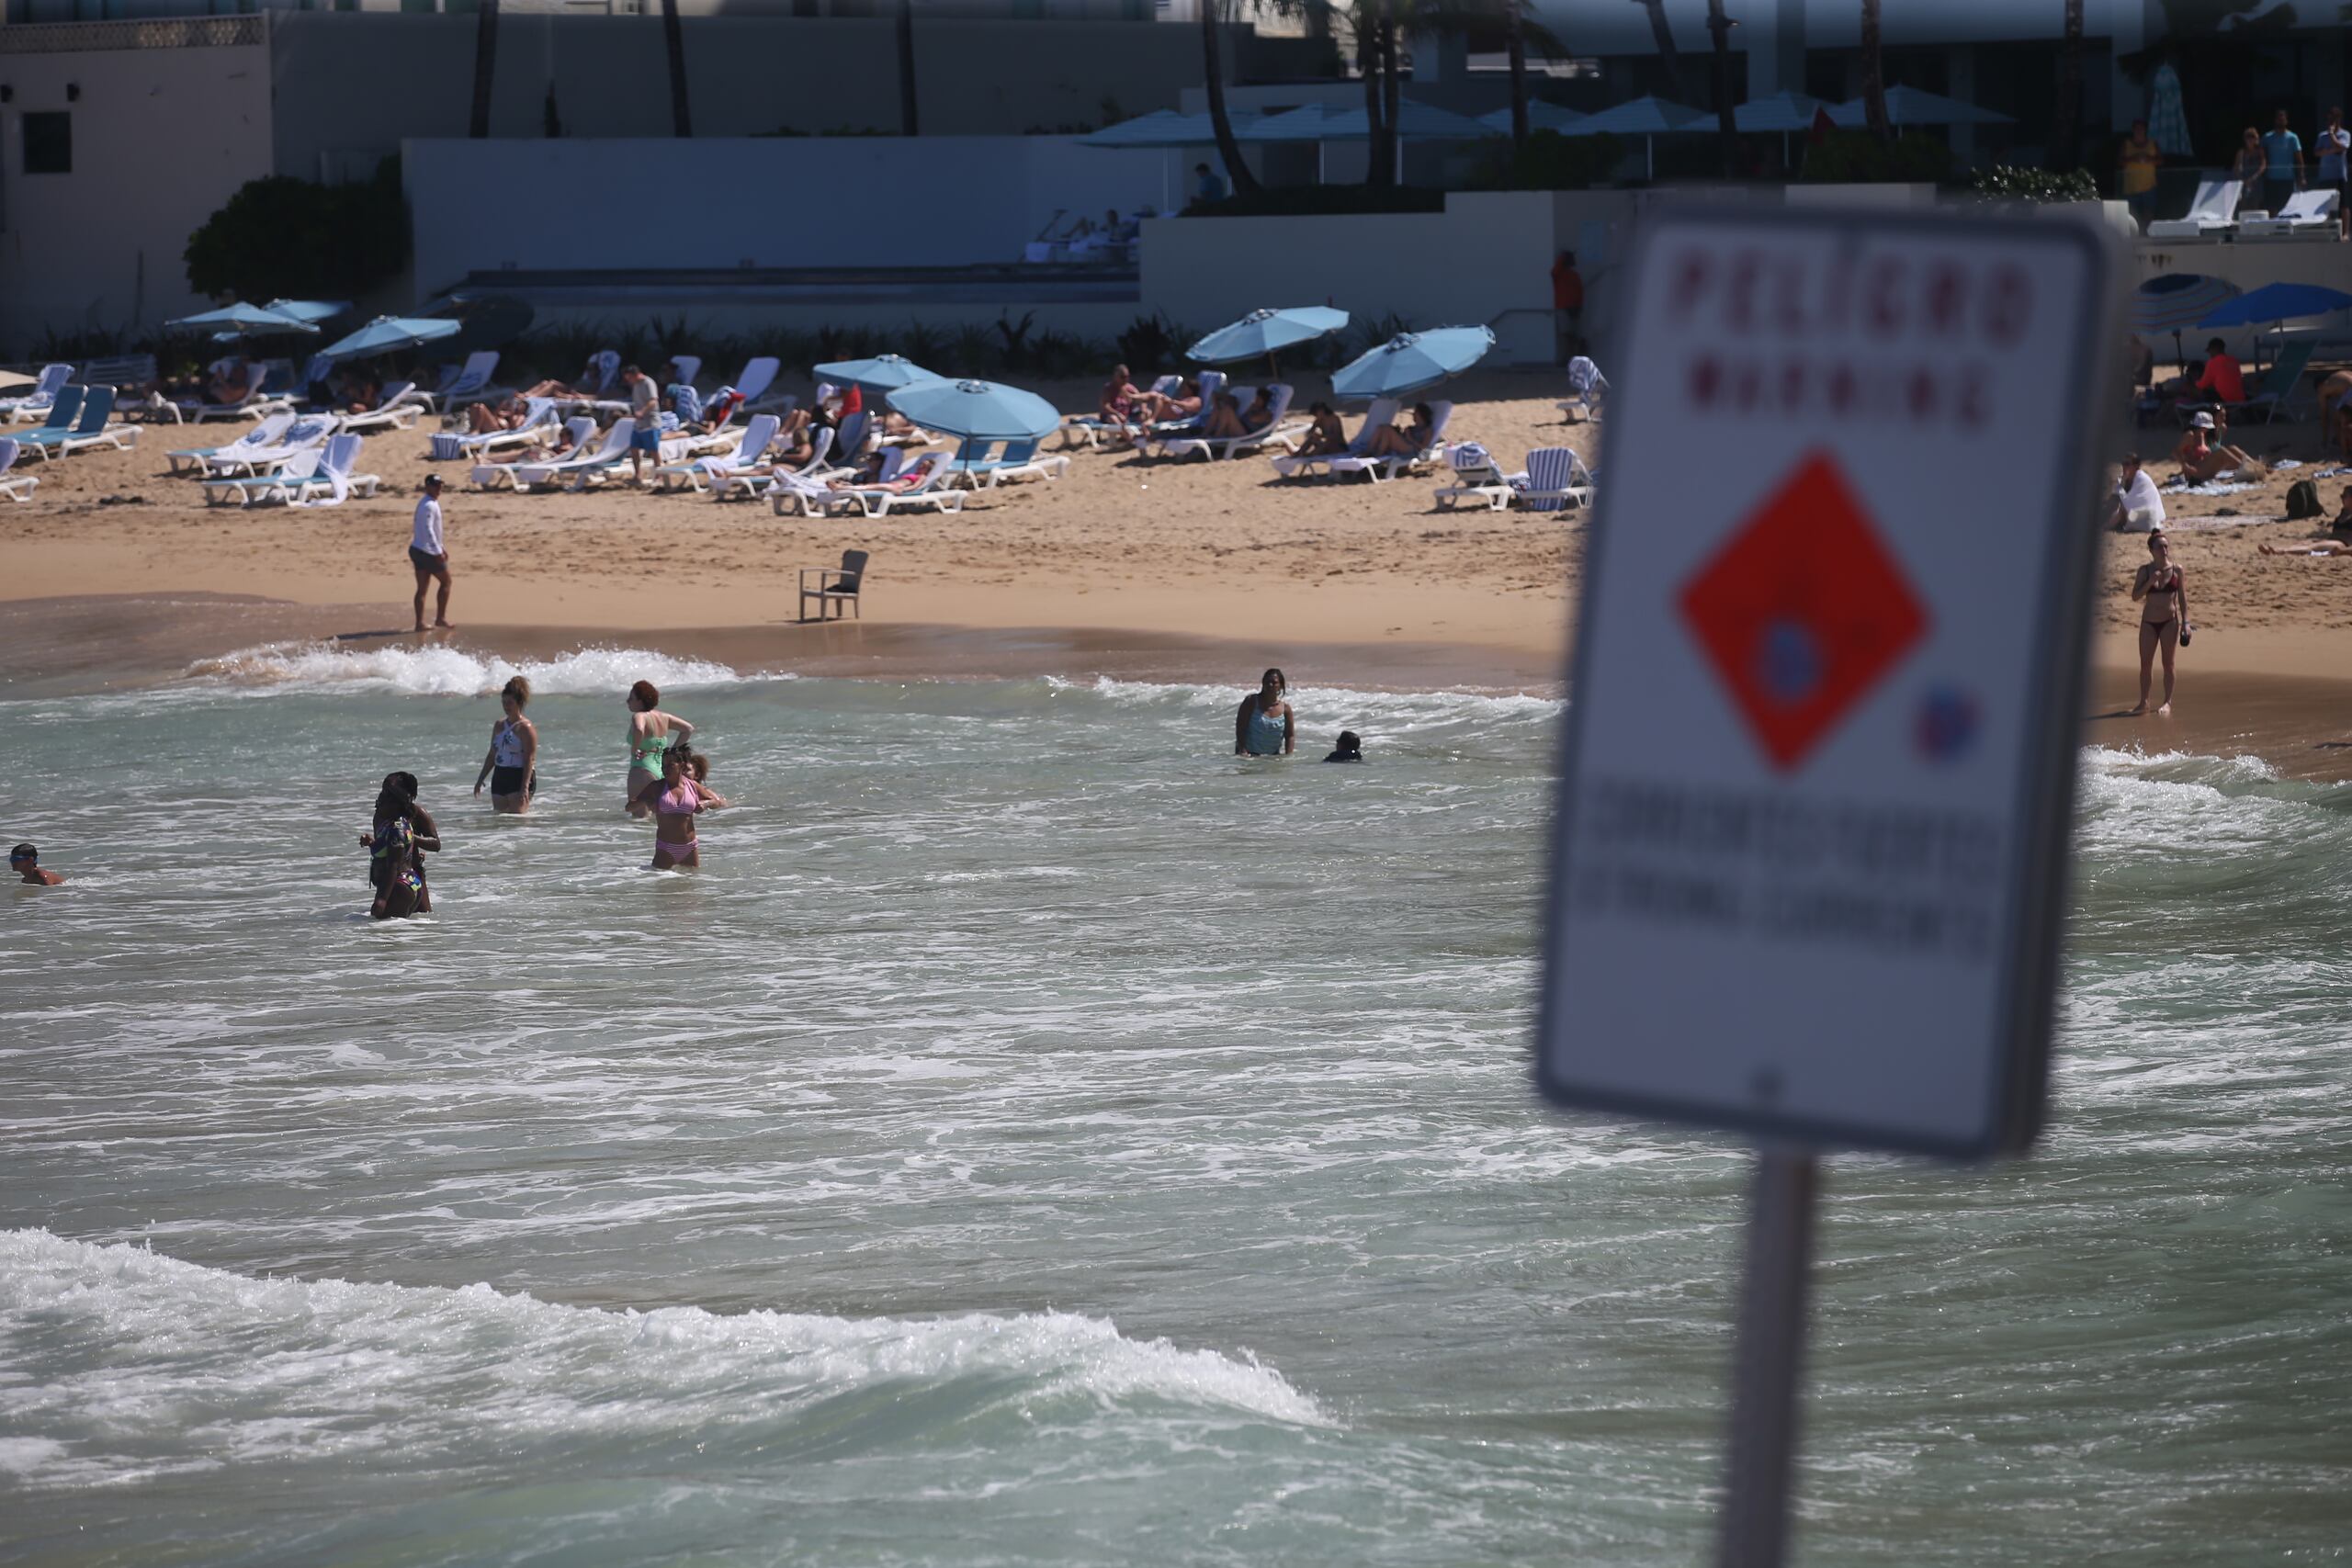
[1290,402,1348,459]
[468,395,538,434]
[2174,415,2261,483]
[1141,378,1202,425]
[876,412,933,447]
[1363,404,1435,459]
[826,462,931,496]
[520,359,612,400]
[1201,393,1250,441]
[1240,388,1276,434]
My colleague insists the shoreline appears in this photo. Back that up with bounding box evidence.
[7,591,2351,780]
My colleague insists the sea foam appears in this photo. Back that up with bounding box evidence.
[186,643,764,698]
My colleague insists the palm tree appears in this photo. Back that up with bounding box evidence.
[1504,0,1529,149]
[660,0,692,139]
[896,0,920,138]
[2050,0,2084,171]
[1202,0,1261,197]
[1629,0,1691,103]
[468,0,499,140]
[1859,0,1890,143]
[1705,0,1737,176]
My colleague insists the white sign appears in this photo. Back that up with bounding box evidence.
[1538,208,2122,1159]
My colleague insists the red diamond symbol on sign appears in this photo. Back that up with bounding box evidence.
[1678,451,1928,772]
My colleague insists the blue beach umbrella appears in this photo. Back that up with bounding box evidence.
[318,315,462,363]
[260,299,351,325]
[164,301,318,337]
[1330,326,1496,401]
[2134,274,2241,367]
[1478,101,1589,135]
[2196,282,2352,330]
[814,355,943,393]
[886,378,1060,443]
[1189,306,1351,367]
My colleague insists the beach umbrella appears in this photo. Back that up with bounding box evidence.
[1734,91,1832,133]
[814,354,943,393]
[1330,326,1496,401]
[1478,101,1589,135]
[2146,62,2192,158]
[1188,307,1351,368]
[886,378,1060,443]
[2133,273,2240,367]
[164,301,318,337]
[2195,282,2352,330]
[260,299,350,325]
[1558,95,1707,179]
[1080,108,1259,148]
[1828,85,2014,129]
[318,315,462,363]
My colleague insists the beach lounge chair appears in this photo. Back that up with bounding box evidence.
[0,439,36,502]
[1519,446,1595,513]
[773,444,910,516]
[799,549,869,622]
[199,414,335,478]
[430,399,560,462]
[1138,370,1227,443]
[665,355,704,392]
[2224,341,2319,424]
[831,450,963,517]
[170,411,299,472]
[203,446,324,506]
[1432,443,1527,511]
[513,418,635,492]
[11,385,83,457]
[1061,374,1179,451]
[814,412,872,479]
[156,363,284,425]
[1328,401,1453,483]
[335,384,426,434]
[1,365,72,423]
[980,438,1070,487]
[2146,180,2245,241]
[745,428,846,507]
[1556,357,1610,423]
[273,434,379,506]
[654,414,779,492]
[19,387,117,462]
[415,352,504,413]
[1272,398,1400,479]
[470,417,595,490]
[729,357,786,412]
[1155,385,1302,461]
[2236,189,2342,240]
[55,387,140,457]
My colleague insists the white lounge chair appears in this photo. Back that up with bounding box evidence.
[1137,370,1226,444]
[1520,446,1594,513]
[204,446,323,506]
[167,412,296,475]
[654,413,779,492]
[1155,385,1302,461]
[772,446,911,517]
[513,418,635,492]
[1556,356,1609,423]
[415,352,504,413]
[56,387,141,457]
[2146,179,2245,241]
[200,414,336,478]
[277,434,379,506]
[1,365,72,423]
[1061,374,1178,451]
[158,364,288,425]
[2237,189,2342,239]
[335,384,426,434]
[1272,398,1401,479]
[19,387,122,462]
[11,386,82,457]
[1432,444,1526,512]
[470,417,596,490]
[730,358,786,413]
[831,450,964,517]
[742,427,841,506]
[1328,401,1453,484]
[430,398,560,462]
[0,438,36,502]
[665,355,704,392]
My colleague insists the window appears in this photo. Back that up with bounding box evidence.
[22,111,70,175]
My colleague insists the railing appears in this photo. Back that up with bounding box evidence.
[0,15,265,52]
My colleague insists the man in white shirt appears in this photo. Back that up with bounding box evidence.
[2109,451,2165,534]
[410,473,453,631]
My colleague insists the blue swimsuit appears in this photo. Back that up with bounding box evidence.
[1244,702,1288,756]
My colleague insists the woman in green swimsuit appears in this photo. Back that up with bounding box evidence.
[624,679,695,818]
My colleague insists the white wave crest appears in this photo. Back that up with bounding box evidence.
[0,1230,1326,1486]
[186,643,764,698]
[1047,674,1563,731]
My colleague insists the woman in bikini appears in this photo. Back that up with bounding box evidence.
[1287,402,1348,460]
[1363,403,1435,459]
[1200,392,1249,440]
[624,680,695,818]
[472,674,539,814]
[635,741,729,870]
[2172,414,2260,483]
[2130,529,2188,716]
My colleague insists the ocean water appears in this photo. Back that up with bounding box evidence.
[2,648,2346,1566]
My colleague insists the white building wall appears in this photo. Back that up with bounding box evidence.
[0,29,275,350]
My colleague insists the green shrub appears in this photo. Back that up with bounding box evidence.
[184,157,408,302]
[1964,164,2100,203]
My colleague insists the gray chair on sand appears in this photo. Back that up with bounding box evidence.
[800,549,868,623]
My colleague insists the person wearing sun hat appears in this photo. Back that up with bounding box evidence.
[2172,411,2261,485]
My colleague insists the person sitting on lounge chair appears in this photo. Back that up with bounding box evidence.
[1363,403,1435,459]
[1143,378,1202,425]
[467,395,534,434]
[2173,412,2261,483]
[520,358,612,400]
[337,371,380,414]
[1240,387,1276,434]
[1099,365,1142,430]
[1200,392,1249,441]
[876,411,932,447]
[205,357,254,406]
[827,453,930,495]
[1290,402,1348,459]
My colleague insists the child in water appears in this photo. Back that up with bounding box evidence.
[1323,730,1364,763]
[369,818,427,919]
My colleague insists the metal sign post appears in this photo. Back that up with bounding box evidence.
[1535,205,2125,1563]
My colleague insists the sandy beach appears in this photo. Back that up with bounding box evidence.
[6,372,2351,766]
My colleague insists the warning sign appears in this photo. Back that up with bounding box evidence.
[1536,208,2122,1160]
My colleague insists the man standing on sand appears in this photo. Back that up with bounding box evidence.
[411,474,453,632]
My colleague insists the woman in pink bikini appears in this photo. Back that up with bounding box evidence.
[634,741,728,870]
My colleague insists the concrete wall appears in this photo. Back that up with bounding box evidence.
[0,35,274,347]
[404,134,1170,291]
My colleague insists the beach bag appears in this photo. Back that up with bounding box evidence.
[427,433,464,462]
[2286,479,2322,520]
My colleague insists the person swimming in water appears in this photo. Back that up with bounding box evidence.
[1323,729,1363,762]
[1235,668,1295,757]
[360,773,441,912]
[625,679,695,818]
[10,842,63,885]
[634,740,728,870]
[368,816,428,919]
[473,675,539,814]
